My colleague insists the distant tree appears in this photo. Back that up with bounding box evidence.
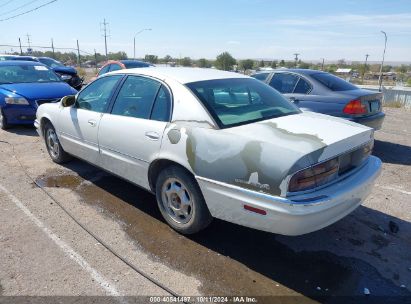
[259,60,265,67]
[239,59,255,74]
[284,61,295,68]
[337,59,347,68]
[279,60,285,67]
[215,52,236,71]
[144,54,158,64]
[396,65,408,74]
[163,55,172,64]
[108,52,128,61]
[198,58,211,68]
[298,61,310,69]
[271,60,278,69]
[181,57,192,67]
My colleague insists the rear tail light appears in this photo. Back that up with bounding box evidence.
[343,99,367,115]
[288,158,339,193]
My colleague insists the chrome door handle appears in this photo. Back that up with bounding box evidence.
[145,132,160,141]
[88,119,97,127]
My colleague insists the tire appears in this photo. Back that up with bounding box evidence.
[43,122,72,164]
[155,165,212,234]
[0,109,9,130]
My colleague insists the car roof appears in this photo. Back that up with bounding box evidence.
[109,67,249,84]
[0,60,46,66]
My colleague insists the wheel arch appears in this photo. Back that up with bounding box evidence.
[148,158,194,192]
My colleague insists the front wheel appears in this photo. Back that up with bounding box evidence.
[155,166,212,235]
[0,109,9,130]
[44,122,72,164]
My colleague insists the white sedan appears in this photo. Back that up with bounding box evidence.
[35,67,381,235]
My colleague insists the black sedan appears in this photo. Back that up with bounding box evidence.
[252,69,385,130]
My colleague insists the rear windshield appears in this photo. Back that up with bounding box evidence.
[311,72,357,91]
[186,78,300,128]
[123,61,151,69]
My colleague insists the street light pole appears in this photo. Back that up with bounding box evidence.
[133,28,152,60]
[378,31,387,92]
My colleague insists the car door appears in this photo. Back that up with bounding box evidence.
[98,75,171,189]
[269,73,313,110]
[57,75,123,164]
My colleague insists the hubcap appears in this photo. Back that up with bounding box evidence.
[46,129,60,159]
[161,178,193,224]
[0,112,3,127]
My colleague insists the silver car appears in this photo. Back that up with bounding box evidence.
[35,68,381,235]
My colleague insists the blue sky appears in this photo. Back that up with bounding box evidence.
[0,0,410,62]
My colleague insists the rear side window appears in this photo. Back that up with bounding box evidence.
[251,73,269,81]
[98,65,110,76]
[151,86,171,122]
[311,72,357,91]
[269,73,299,94]
[111,76,161,119]
[294,78,312,94]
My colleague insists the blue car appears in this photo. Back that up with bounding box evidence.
[251,69,385,130]
[0,61,77,129]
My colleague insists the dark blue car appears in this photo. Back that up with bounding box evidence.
[0,61,77,129]
[252,69,385,130]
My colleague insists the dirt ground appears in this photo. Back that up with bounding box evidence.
[0,108,410,303]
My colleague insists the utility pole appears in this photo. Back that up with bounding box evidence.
[321,58,325,71]
[94,49,98,72]
[26,33,31,48]
[101,18,109,59]
[18,38,23,55]
[51,39,55,58]
[294,53,300,68]
[362,54,369,84]
[76,40,81,67]
[26,33,32,54]
[378,31,388,92]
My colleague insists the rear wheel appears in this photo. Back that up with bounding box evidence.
[155,166,212,234]
[0,109,9,130]
[44,122,72,164]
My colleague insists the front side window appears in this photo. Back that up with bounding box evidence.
[76,75,122,112]
[111,76,161,119]
[311,72,357,91]
[187,78,300,128]
[269,73,299,94]
[0,64,61,84]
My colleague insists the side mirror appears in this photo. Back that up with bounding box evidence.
[61,95,76,107]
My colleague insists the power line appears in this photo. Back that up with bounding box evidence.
[0,0,16,9]
[0,0,41,17]
[0,0,57,22]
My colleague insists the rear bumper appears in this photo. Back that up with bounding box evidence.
[349,112,385,130]
[197,156,382,236]
[2,105,36,125]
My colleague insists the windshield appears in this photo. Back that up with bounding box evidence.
[123,61,151,69]
[187,78,301,128]
[0,64,61,84]
[311,72,357,91]
[38,58,65,68]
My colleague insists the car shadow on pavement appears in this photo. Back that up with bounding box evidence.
[4,126,38,137]
[373,140,411,166]
[57,160,411,304]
